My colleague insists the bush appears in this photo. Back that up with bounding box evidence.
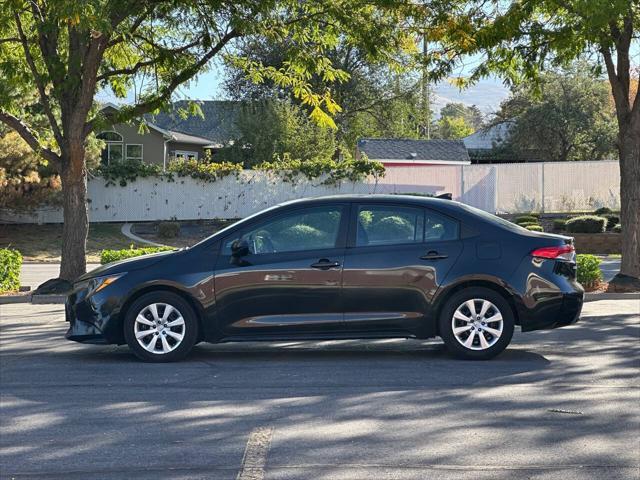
[525,225,544,232]
[577,254,602,288]
[565,215,607,233]
[100,246,175,264]
[604,214,620,231]
[0,248,22,293]
[369,216,414,241]
[593,207,613,215]
[519,221,540,228]
[158,221,180,238]
[273,224,328,249]
[515,215,539,225]
[613,224,622,233]
[553,219,567,231]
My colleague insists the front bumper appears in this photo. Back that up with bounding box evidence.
[65,285,125,345]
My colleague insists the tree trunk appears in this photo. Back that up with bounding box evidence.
[610,112,640,289]
[59,142,89,282]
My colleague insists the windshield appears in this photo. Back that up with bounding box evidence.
[454,203,531,233]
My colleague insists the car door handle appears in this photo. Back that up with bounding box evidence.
[310,259,341,269]
[420,251,448,260]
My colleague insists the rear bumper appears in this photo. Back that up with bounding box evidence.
[518,290,583,332]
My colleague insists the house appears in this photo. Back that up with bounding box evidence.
[462,120,545,163]
[97,101,240,167]
[356,138,471,166]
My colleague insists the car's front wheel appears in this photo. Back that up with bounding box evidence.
[439,287,514,360]
[123,291,199,362]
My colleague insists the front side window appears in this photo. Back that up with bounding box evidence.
[225,206,343,255]
[126,144,143,161]
[356,205,424,246]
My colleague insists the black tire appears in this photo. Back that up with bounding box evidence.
[438,287,514,360]
[123,291,199,362]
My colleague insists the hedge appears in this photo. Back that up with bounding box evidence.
[100,246,175,265]
[553,219,567,231]
[525,225,544,232]
[158,221,180,238]
[604,214,620,231]
[593,207,613,215]
[613,224,622,233]
[577,254,602,288]
[515,215,539,225]
[0,248,22,293]
[565,215,607,233]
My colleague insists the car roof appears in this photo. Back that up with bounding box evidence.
[276,194,454,208]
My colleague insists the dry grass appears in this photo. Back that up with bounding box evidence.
[0,223,143,262]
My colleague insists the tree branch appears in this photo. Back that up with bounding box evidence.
[85,28,240,135]
[0,110,61,167]
[14,13,64,147]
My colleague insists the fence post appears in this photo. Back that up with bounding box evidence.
[541,162,545,213]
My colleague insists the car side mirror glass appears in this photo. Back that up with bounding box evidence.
[231,238,250,257]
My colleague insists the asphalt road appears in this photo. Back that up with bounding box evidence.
[1,300,639,480]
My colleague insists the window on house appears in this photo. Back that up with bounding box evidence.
[173,150,198,161]
[126,144,143,161]
[97,131,123,165]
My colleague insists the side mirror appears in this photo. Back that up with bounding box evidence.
[231,238,250,257]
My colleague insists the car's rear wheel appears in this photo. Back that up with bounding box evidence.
[124,291,198,362]
[439,287,514,360]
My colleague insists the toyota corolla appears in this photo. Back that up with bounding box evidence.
[66,195,584,361]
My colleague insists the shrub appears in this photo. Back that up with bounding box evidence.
[604,214,620,231]
[519,221,540,228]
[565,215,607,233]
[515,215,539,225]
[273,224,327,249]
[158,221,180,238]
[0,248,22,293]
[613,224,622,233]
[100,246,175,264]
[525,225,543,232]
[369,216,414,241]
[553,219,567,231]
[577,254,602,288]
[593,207,613,215]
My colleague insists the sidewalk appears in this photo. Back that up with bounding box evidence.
[20,263,100,290]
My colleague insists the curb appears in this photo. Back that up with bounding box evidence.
[0,294,67,305]
[584,292,640,302]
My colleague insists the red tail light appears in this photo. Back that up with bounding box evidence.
[531,244,575,261]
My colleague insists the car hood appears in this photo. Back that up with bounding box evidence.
[78,249,181,281]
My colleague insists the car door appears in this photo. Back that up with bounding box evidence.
[341,202,463,336]
[214,204,348,338]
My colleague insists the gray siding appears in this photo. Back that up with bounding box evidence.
[103,123,166,165]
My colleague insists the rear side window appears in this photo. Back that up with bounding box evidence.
[424,209,459,241]
[356,205,424,246]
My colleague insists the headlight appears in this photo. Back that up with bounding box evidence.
[74,273,126,295]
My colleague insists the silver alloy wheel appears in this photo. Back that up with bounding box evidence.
[134,303,185,354]
[451,298,504,351]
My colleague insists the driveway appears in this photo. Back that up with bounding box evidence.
[0,300,638,479]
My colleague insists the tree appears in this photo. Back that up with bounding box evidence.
[0,0,427,282]
[494,67,617,162]
[426,0,640,287]
[223,38,436,150]
[436,115,474,139]
[215,101,336,166]
[439,103,484,130]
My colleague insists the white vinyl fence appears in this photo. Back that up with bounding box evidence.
[0,160,620,223]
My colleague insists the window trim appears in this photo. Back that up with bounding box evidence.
[219,204,349,257]
[125,143,144,161]
[347,202,460,249]
[97,130,124,165]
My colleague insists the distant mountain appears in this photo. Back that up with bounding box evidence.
[431,78,510,118]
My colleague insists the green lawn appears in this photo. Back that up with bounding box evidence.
[0,223,143,262]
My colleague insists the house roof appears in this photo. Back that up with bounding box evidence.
[462,121,514,150]
[357,138,470,164]
[144,100,241,145]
